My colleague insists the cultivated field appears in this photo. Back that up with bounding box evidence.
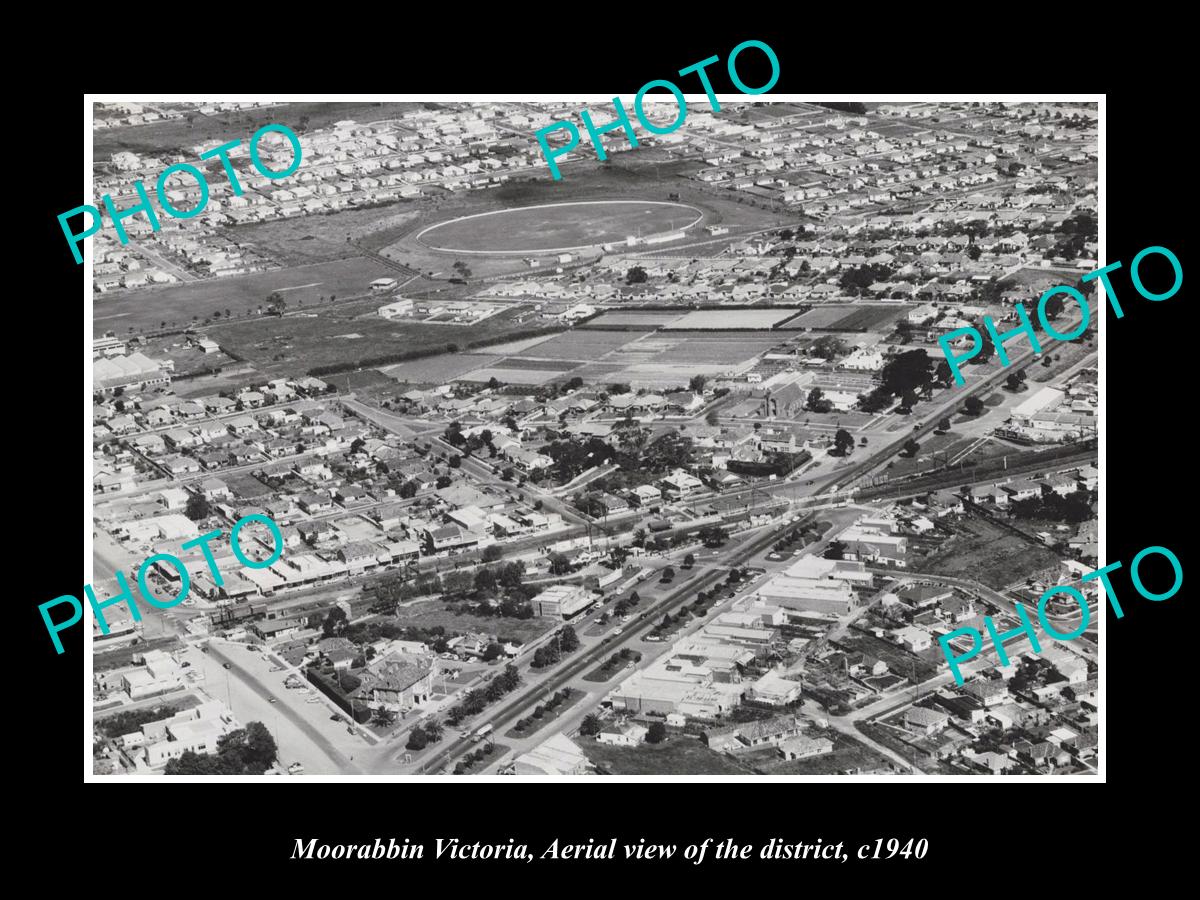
[664,308,800,330]
[381,353,504,385]
[784,305,904,332]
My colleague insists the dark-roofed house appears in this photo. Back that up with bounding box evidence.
[351,651,437,712]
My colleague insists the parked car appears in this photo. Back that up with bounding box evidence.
[222,663,232,670]
[287,762,305,775]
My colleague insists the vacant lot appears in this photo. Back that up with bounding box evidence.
[913,511,1062,589]
[581,735,755,775]
[210,304,535,379]
[785,304,903,332]
[652,333,784,364]
[463,366,571,385]
[392,600,555,645]
[93,257,398,337]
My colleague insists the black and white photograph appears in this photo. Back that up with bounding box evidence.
[79,95,1105,780]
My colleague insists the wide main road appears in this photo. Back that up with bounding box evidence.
[404,513,814,774]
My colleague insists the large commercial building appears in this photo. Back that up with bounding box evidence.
[94,352,172,393]
[532,584,595,620]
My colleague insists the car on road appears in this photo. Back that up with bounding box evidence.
[268,698,278,704]
[330,714,345,722]
[180,661,191,668]
[346,726,356,734]
[222,663,232,669]
[806,480,815,486]
[306,697,321,704]
[612,627,623,635]
[288,763,305,775]
[182,598,196,607]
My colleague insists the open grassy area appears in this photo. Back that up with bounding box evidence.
[581,735,756,775]
[93,257,399,338]
[418,200,704,253]
[913,511,1062,589]
[392,600,555,645]
[208,302,538,379]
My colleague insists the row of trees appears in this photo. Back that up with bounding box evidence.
[406,718,445,750]
[445,664,521,727]
[513,688,575,733]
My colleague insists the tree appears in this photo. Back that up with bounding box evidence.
[688,374,707,393]
[805,387,831,413]
[448,454,462,469]
[184,493,211,521]
[683,553,695,569]
[436,475,452,489]
[966,243,982,261]
[1005,372,1023,391]
[580,714,602,736]
[322,606,348,638]
[964,396,985,416]
[625,265,648,285]
[661,566,676,582]
[934,360,953,386]
[880,349,933,394]
[824,540,846,561]
[834,428,855,457]
[559,625,580,653]
[646,721,667,744]
[406,728,429,750]
[548,552,571,575]
[900,388,919,412]
[698,524,728,548]
[482,544,503,563]
[373,707,397,727]
[399,480,418,499]
[903,439,921,458]
[938,417,952,433]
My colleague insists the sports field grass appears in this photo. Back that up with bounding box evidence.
[416,200,704,253]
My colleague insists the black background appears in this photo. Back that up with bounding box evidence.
[20,26,1191,884]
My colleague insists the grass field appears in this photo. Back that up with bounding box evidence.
[393,600,555,645]
[913,511,1062,589]
[416,200,704,254]
[93,257,399,337]
[581,735,755,775]
[585,311,684,328]
[381,353,504,384]
[209,304,535,379]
